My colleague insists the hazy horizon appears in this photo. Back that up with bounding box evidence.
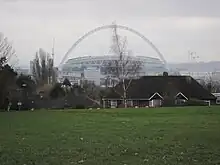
[1,0,220,66]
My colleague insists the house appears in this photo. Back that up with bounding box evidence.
[103,76,216,108]
[212,93,220,104]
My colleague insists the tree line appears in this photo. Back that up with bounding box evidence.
[1,31,219,110]
[0,33,106,110]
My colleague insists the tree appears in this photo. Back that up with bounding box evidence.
[0,64,17,109]
[81,81,102,105]
[0,33,17,109]
[163,71,169,76]
[198,73,220,93]
[103,26,142,107]
[62,78,71,87]
[0,33,17,65]
[31,48,56,86]
[205,73,220,93]
[0,57,7,70]
[62,78,72,94]
[16,74,36,96]
[50,83,65,99]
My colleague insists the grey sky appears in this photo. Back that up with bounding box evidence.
[0,0,220,66]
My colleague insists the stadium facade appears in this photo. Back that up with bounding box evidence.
[58,54,167,86]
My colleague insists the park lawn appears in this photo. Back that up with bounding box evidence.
[0,107,220,165]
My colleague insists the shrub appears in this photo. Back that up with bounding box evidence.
[186,99,209,106]
[75,105,85,109]
[49,83,65,99]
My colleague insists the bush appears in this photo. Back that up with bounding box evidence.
[75,105,85,109]
[49,83,65,99]
[8,100,34,111]
[186,99,209,106]
[162,98,209,107]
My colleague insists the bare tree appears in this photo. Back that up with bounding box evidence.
[83,81,102,106]
[0,33,18,67]
[104,26,142,108]
[0,33,17,109]
[31,48,56,86]
[205,72,220,93]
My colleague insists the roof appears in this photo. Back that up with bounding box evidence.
[105,76,216,100]
[212,93,220,97]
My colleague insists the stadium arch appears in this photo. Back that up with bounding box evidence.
[59,24,167,68]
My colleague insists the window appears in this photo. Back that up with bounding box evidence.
[216,98,220,104]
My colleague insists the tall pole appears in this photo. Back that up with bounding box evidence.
[52,38,55,64]
[50,38,55,84]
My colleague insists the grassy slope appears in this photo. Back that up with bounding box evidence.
[0,107,220,165]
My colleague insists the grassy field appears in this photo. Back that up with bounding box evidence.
[0,107,220,165]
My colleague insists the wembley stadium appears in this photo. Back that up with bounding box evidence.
[59,54,167,86]
[58,24,168,86]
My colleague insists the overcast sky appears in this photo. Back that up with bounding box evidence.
[1,0,220,66]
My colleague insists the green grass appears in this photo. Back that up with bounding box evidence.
[0,107,220,165]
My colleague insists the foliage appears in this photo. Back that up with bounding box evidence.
[199,79,220,93]
[0,64,17,109]
[62,78,72,94]
[0,57,7,69]
[31,48,56,86]
[186,99,211,106]
[62,78,71,87]
[16,74,36,94]
[163,98,209,107]
[2,75,37,111]
[47,81,101,106]
[163,71,169,76]
[80,80,102,105]
[0,33,18,109]
[75,104,85,109]
[36,84,54,99]
[0,107,220,164]
[49,83,65,99]
[0,74,36,111]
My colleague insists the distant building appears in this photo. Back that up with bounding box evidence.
[59,55,167,86]
[179,71,220,82]
[14,67,30,75]
[169,61,220,81]
[84,67,101,85]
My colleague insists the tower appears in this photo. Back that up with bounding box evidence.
[48,38,55,84]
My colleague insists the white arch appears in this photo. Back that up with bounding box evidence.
[59,24,167,68]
